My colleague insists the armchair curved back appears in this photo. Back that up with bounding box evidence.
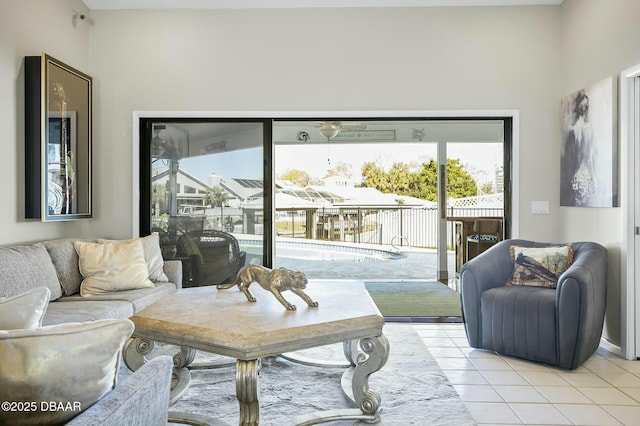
[177,230,247,286]
[460,239,607,370]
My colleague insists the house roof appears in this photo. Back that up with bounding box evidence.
[218,177,263,201]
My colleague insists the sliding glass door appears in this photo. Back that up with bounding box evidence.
[139,118,272,286]
[271,119,508,286]
[137,115,511,318]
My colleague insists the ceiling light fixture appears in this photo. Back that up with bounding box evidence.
[318,127,340,141]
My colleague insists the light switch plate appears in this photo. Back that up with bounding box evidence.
[531,201,550,214]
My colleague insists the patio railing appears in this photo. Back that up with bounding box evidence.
[152,195,505,251]
[276,205,504,250]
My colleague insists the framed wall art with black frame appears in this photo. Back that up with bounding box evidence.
[25,53,92,221]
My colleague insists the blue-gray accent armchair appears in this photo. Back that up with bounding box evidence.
[460,239,607,370]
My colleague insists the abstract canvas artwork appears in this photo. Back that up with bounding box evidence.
[560,76,618,207]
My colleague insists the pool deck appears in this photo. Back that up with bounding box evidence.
[234,237,461,320]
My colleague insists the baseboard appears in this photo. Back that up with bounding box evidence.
[600,337,625,359]
[384,316,463,323]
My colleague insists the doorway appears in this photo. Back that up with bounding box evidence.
[136,112,515,320]
[272,118,509,319]
[620,64,640,359]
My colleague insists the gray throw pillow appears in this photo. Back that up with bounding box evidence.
[0,244,62,300]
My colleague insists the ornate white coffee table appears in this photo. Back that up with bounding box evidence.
[124,281,389,426]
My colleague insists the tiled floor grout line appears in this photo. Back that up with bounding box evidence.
[413,323,640,425]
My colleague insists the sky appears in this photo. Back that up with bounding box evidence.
[275,142,503,185]
[174,142,503,186]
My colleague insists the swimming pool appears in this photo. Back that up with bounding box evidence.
[237,238,455,280]
[239,239,405,262]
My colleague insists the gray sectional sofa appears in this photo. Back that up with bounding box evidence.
[0,237,182,324]
[0,237,183,425]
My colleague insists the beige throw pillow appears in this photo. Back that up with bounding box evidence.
[0,318,134,425]
[99,233,169,282]
[0,287,50,330]
[75,240,154,296]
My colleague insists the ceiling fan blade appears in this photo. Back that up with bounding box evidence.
[341,124,368,131]
[314,121,367,130]
[314,121,341,129]
[312,120,368,140]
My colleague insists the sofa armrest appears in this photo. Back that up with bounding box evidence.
[163,260,183,289]
[556,242,607,369]
[66,355,172,426]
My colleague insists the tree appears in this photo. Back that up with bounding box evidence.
[480,183,495,195]
[279,169,311,187]
[387,162,413,195]
[204,186,229,207]
[325,161,353,179]
[151,183,167,216]
[361,158,477,201]
[445,158,477,199]
[205,186,230,230]
[361,161,388,190]
[411,160,439,201]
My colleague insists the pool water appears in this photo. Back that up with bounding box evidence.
[242,242,404,262]
[239,239,454,280]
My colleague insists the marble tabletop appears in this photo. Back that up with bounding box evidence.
[130,280,385,360]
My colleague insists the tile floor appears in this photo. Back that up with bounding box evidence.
[413,323,640,426]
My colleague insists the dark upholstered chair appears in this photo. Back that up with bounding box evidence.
[460,239,607,370]
[466,219,502,261]
[177,229,246,287]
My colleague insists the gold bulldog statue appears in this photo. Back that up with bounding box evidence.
[216,265,318,311]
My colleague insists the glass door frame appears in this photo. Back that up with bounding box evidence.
[134,110,518,275]
[138,116,273,267]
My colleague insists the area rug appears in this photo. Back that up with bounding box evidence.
[364,281,462,318]
[120,323,475,425]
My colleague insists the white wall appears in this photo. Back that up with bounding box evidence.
[559,0,640,347]
[88,6,561,242]
[0,0,92,243]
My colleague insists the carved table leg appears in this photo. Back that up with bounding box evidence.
[343,339,367,366]
[342,335,390,420]
[123,337,192,405]
[123,337,155,371]
[293,334,390,425]
[236,358,261,426]
[173,346,197,369]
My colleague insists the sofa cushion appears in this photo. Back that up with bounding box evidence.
[0,287,50,330]
[42,299,135,326]
[98,233,169,283]
[75,240,154,296]
[43,238,97,296]
[507,244,574,288]
[58,282,177,313]
[0,318,134,425]
[0,243,62,300]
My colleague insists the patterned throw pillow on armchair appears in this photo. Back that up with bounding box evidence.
[507,244,574,288]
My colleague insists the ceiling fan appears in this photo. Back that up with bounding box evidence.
[151,124,178,159]
[314,121,367,140]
